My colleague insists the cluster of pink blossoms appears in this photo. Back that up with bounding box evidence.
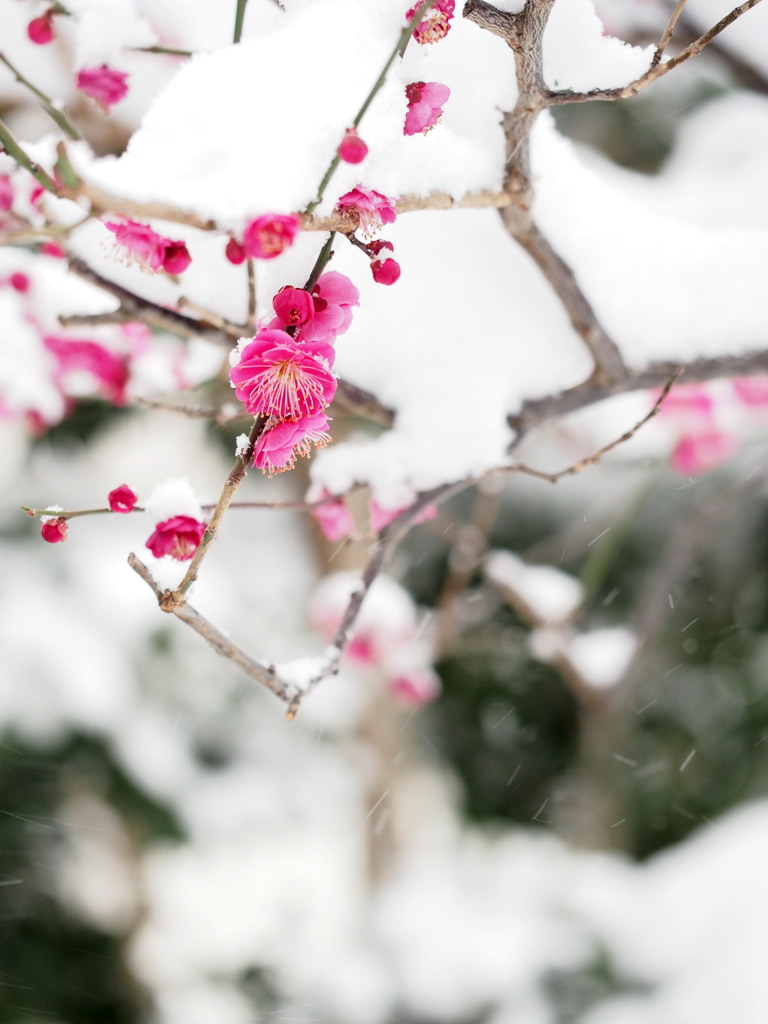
[39,483,208,562]
[230,271,359,474]
[308,572,442,707]
[658,379,768,475]
[105,219,191,275]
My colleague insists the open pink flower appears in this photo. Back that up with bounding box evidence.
[146,515,206,560]
[386,667,441,706]
[407,0,455,44]
[230,330,336,419]
[338,128,368,165]
[76,66,130,110]
[312,491,356,541]
[299,271,360,344]
[28,10,55,45]
[43,335,129,405]
[41,517,68,543]
[105,219,191,274]
[336,187,397,238]
[252,410,330,475]
[273,286,315,327]
[108,484,138,513]
[243,214,300,259]
[404,81,450,135]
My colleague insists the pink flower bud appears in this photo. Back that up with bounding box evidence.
[28,11,55,45]
[108,484,138,513]
[162,242,191,275]
[225,237,246,265]
[10,273,30,293]
[273,286,315,326]
[145,515,206,561]
[242,214,300,260]
[41,517,68,543]
[337,128,368,165]
[41,241,65,258]
[370,257,401,285]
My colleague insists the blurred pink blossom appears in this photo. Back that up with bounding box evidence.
[76,66,130,110]
[242,214,300,259]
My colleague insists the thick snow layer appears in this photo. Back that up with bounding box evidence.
[73,0,654,221]
[532,114,768,369]
[567,626,637,689]
[485,549,584,623]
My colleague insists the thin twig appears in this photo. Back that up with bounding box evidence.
[652,0,689,67]
[508,370,682,483]
[545,0,764,105]
[0,52,81,141]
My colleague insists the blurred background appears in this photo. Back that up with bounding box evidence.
[3,1,768,1022]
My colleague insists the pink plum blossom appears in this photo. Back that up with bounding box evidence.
[41,517,68,543]
[670,431,738,476]
[370,257,401,285]
[252,411,330,475]
[404,81,451,135]
[312,491,356,541]
[43,335,129,405]
[0,176,13,211]
[407,0,455,44]
[299,271,360,344]
[108,484,138,513]
[659,384,715,422]
[76,66,130,110]
[732,377,768,406]
[386,667,441,705]
[105,219,191,275]
[273,286,315,327]
[242,214,300,259]
[338,128,368,164]
[145,515,206,560]
[336,187,397,238]
[230,330,336,420]
[369,499,437,533]
[28,11,55,44]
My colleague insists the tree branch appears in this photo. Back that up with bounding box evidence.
[545,0,764,106]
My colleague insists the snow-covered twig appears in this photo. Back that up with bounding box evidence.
[545,0,765,105]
